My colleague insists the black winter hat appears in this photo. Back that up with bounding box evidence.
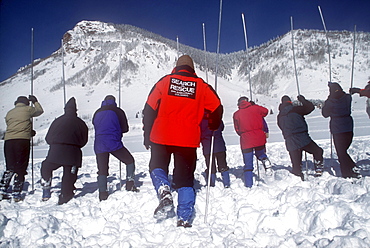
[281,95,292,103]
[104,95,116,101]
[237,96,249,106]
[328,82,343,95]
[64,97,77,112]
[15,96,29,106]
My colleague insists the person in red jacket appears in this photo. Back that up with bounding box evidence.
[143,55,222,227]
[350,81,370,98]
[233,96,270,187]
[350,81,370,118]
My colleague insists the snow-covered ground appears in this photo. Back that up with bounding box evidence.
[0,99,369,247]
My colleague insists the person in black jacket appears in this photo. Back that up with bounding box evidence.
[322,82,360,179]
[277,95,324,180]
[40,97,88,204]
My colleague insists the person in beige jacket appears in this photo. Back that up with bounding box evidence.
[0,95,43,201]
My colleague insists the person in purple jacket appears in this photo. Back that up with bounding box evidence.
[93,95,138,201]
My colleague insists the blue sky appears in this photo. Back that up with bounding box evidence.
[1,0,369,82]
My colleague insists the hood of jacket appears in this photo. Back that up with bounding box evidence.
[101,99,117,107]
[64,97,77,116]
[238,100,252,109]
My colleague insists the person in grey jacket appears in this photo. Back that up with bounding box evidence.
[277,95,324,180]
[322,82,360,179]
[0,95,43,201]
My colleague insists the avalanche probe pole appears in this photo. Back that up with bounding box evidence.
[318,6,333,166]
[213,0,222,92]
[318,6,332,82]
[30,28,35,192]
[290,17,300,96]
[202,23,209,83]
[61,39,66,106]
[241,13,253,101]
[118,40,123,190]
[204,0,223,224]
[176,36,179,59]
[350,25,356,89]
[204,133,215,223]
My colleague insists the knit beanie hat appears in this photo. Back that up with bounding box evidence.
[15,96,29,105]
[104,95,116,101]
[281,95,292,103]
[176,55,194,70]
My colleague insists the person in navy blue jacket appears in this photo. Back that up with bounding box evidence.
[322,82,361,179]
[200,111,230,188]
[93,95,138,201]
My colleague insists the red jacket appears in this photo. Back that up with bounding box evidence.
[233,101,268,150]
[143,65,222,148]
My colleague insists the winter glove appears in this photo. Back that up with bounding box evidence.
[297,95,306,102]
[28,95,38,103]
[349,87,361,95]
[143,134,151,150]
[31,130,36,137]
[249,101,255,105]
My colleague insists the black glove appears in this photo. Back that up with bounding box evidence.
[249,101,255,105]
[349,87,361,95]
[31,130,36,137]
[297,95,306,102]
[28,95,38,103]
[144,134,151,150]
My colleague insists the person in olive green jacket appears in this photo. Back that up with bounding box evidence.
[0,95,43,201]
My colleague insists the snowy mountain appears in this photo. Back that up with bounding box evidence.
[1,21,370,247]
[0,20,369,143]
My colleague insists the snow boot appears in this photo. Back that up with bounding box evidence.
[243,170,253,188]
[205,173,216,187]
[291,170,304,181]
[125,163,139,192]
[177,187,195,226]
[314,160,324,177]
[58,193,74,205]
[42,188,51,201]
[0,170,14,200]
[99,192,109,201]
[12,175,24,202]
[97,175,108,201]
[177,220,192,228]
[153,185,175,221]
[126,180,139,192]
[261,157,273,176]
[150,168,175,220]
[349,167,362,179]
[221,171,230,188]
[41,178,52,201]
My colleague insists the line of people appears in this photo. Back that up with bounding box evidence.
[0,55,368,228]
